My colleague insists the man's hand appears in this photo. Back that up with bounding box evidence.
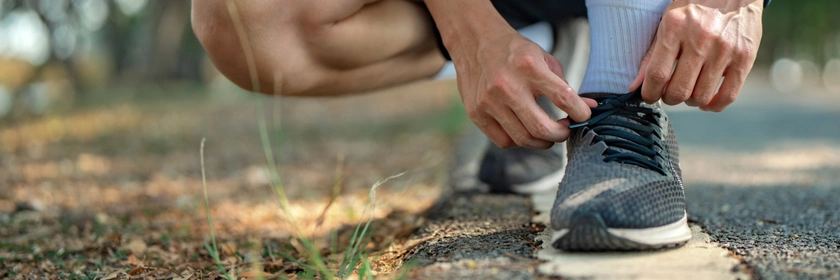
[455,32,597,149]
[629,0,763,112]
[426,0,595,149]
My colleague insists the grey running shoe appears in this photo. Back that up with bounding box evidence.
[478,143,566,194]
[550,90,691,251]
[477,96,567,194]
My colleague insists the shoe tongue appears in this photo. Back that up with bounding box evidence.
[580,92,654,110]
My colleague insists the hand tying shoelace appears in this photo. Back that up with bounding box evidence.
[568,90,667,175]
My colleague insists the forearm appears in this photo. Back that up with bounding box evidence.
[423,0,515,61]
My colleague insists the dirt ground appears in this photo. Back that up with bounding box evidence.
[0,79,466,278]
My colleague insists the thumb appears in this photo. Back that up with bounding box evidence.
[629,33,658,92]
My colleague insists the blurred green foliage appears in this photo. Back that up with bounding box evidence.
[759,0,840,64]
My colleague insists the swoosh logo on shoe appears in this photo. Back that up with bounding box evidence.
[558,178,627,210]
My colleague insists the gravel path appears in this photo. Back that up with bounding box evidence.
[403,193,541,279]
[401,82,840,279]
[672,92,840,279]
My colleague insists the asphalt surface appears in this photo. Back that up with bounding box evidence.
[404,193,540,279]
[403,82,840,279]
[672,88,840,279]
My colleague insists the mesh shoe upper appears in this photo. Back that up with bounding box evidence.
[550,91,685,230]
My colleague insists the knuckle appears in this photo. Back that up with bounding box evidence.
[496,138,515,149]
[465,107,482,121]
[721,92,738,104]
[476,96,494,110]
[513,55,540,71]
[489,74,512,92]
[717,40,734,52]
[736,47,757,63]
[554,90,571,104]
[686,96,706,107]
[669,86,692,101]
[710,105,727,112]
[662,96,681,105]
[729,68,748,80]
[697,28,716,43]
[662,12,686,28]
[553,88,575,104]
[649,68,671,83]
[531,123,551,139]
[512,134,533,147]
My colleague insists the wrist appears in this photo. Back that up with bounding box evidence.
[424,0,514,58]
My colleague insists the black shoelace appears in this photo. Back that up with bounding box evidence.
[569,91,667,175]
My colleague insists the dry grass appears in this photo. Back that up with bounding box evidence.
[0,79,464,278]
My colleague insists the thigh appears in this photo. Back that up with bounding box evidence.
[194,0,444,96]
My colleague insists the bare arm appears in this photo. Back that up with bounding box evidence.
[425,0,596,149]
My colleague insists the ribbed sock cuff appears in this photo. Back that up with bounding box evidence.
[579,0,670,94]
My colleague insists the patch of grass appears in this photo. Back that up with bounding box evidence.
[185,2,423,278]
[161,233,171,248]
[0,241,29,253]
[200,138,231,279]
[112,249,128,260]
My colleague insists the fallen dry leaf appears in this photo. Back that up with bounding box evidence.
[100,271,120,280]
[127,254,144,266]
[240,270,273,278]
[123,238,147,256]
[172,268,195,280]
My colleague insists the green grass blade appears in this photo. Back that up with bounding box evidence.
[200,138,232,280]
[338,172,404,277]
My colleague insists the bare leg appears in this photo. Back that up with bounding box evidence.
[191,0,446,96]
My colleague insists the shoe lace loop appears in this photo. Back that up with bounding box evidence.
[569,92,667,175]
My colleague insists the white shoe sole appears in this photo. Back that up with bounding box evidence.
[552,212,692,250]
[510,168,566,194]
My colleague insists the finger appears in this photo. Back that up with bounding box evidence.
[543,52,566,80]
[662,56,703,105]
[510,98,570,143]
[630,33,657,92]
[642,30,680,104]
[475,113,516,148]
[532,71,593,123]
[557,118,572,128]
[492,108,553,149]
[581,97,598,108]
[700,67,746,112]
[686,64,725,107]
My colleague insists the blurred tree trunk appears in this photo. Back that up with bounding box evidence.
[104,0,203,84]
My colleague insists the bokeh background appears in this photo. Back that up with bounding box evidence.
[0,0,839,278]
[0,0,837,118]
[0,0,838,117]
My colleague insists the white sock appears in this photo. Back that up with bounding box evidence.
[579,0,670,94]
[435,22,554,79]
